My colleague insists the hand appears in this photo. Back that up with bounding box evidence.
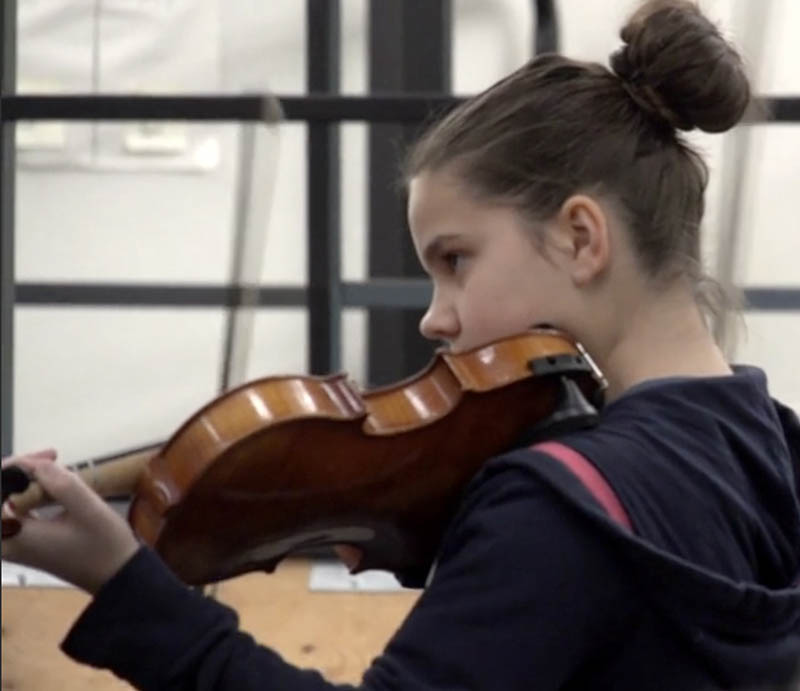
[1,449,140,594]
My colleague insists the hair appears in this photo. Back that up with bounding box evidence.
[404,0,750,325]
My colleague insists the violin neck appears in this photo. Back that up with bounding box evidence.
[10,445,159,514]
[73,446,158,498]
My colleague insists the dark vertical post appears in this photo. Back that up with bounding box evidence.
[1,0,17,456]
[367,0,451,386]
[307,0,342,374]
[533,0,559,55]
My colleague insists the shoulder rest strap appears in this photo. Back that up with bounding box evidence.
[532,441,633,533]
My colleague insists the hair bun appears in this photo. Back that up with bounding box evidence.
[610,0,750,133]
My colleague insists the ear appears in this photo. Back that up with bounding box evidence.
[548,194,610,285]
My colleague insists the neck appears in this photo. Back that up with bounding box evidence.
[587,284,732,403]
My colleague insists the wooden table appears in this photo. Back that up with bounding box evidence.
[1,559,419,689]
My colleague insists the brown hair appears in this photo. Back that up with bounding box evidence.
[405,0,750,320]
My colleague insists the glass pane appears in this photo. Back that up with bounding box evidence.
[736,312,800,411]
[17,0,307,95]
[341,123,367,282]
[14,120,304,284]
[737,126,800,287]
[244,309,308,381]
[17,123,236,283]
[14,306,227,464]
[342,308,367,387]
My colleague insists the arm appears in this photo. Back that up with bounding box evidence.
[63,461,638,690]
[2,451,358,690]
[4,452,636,690]
[62,546,359,691]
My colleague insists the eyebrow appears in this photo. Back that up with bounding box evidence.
[421,233,462,266]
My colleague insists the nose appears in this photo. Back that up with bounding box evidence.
[419,291,459,344]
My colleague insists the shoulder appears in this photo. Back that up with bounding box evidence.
[433,448,631,579]
[368,455,642,689]
[443,441,633,550]
[381,450,641,683]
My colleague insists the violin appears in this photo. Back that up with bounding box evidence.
[4,328,605,587]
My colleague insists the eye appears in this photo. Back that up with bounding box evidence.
[442,251,465,273]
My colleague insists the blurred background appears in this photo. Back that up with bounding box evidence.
[2,0,798,467]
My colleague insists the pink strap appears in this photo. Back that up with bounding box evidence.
[533,441,633,532]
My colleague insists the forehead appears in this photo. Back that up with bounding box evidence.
[407,171,482,242]
[408,170,533,254]
[408,171,461,225]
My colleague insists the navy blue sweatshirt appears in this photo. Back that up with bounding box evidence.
[62,366,800,689]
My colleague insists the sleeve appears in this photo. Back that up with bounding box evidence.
[61,546,359,691]
[62,460,638,691]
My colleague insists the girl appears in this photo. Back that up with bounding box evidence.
[4,1,800,688]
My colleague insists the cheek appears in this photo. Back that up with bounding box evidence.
[463,267,542,334]
[481,254,538,305]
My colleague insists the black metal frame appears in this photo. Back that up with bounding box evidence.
[1,0,16,457]
[2,0,800,455]
[534,0,559,53]
[307,0,342,374]
[4,93,800,123]
[14,283,796,312]
[366,0,452,386]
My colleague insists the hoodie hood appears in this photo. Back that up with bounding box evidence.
[532,367,800,687]
[776,397,800,517]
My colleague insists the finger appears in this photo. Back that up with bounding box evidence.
[1,448,57,467]
[2,517,21,538]
[0,509,71,571]
[2,454,60,510]
[31,459,107,522]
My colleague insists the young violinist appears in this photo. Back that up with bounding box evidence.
[4,1,800,688]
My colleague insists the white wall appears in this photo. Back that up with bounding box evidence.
[11,0,800,464]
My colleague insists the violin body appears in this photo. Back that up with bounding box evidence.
[130,329,605,586]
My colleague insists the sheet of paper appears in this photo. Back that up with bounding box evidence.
[308,560,410,593]
[1,561,71,588]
